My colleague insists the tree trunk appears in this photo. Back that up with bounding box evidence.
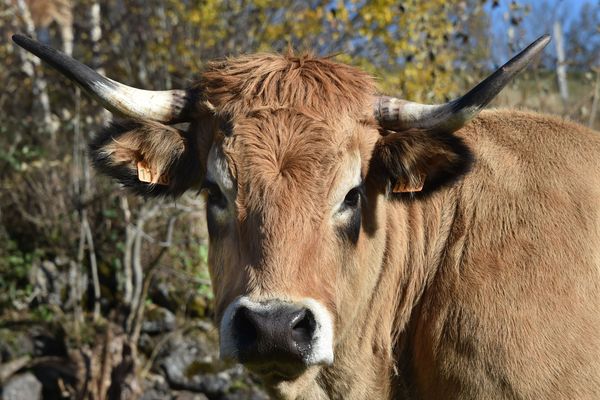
[14,0,57,140]
[553,21,569,104]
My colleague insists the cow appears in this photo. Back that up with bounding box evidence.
[13,33,600,399]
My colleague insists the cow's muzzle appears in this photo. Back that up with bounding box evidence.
[219,297,334,378]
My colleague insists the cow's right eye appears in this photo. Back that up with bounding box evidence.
[201,181,227,210]
[343,187,361,209]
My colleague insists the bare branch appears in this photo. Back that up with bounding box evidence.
[590,68,600,128]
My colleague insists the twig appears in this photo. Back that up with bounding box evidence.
[589,68,600,128]
[0,355,31,384]
[129,229,172,345]
[126,202,161,333]
[158,216,177,247]
[120,196,134,307]
[83,214,101,322]
[69,260,83,333]
[129,253,163,347]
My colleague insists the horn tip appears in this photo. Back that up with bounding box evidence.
[12,34,37,52]
[536,34,552,47]
[12,33,28,45]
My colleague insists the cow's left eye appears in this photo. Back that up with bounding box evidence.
[343,186,362,209]
[201,180,227,210]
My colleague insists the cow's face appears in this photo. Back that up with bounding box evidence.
[203,108,387,392]
[14,32,547,399]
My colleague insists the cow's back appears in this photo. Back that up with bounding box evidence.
[410,110,600,399]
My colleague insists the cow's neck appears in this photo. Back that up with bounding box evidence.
[314,189,459,399]
[389,188,461,397]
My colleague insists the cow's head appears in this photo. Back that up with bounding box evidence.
[13,34,549,397]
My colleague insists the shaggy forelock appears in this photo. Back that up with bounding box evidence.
[201,52,376,119]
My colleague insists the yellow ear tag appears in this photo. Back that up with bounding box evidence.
[137,161,169,185]
[392,174,425,193]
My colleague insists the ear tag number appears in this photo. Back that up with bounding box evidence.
[137,161,169,185]
[392,174,425,193]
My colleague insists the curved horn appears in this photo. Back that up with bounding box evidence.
[12,34,199,123]
[375,35,551,133]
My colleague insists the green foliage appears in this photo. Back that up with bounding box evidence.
[0,238,42,309]
[31,304,55,322]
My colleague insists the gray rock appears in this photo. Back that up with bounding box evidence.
[139,388,169,400]
[30,260,64,306]
[157,330,268,399]
[0,329,34,363]
[159,332,224,394]
[142,306,177,334]
[222,387,271,400]
[140,373,171,400]
[2,372,43,400]
[28,258,87,310]
[173,392,209,400]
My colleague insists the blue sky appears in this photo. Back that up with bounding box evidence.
[484,0,598,64]
[487,0,591,28]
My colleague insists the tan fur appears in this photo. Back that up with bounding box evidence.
[405,111,600,399]
[90,52,600,399]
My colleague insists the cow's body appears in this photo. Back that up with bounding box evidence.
[333,110,600,399]
[410,111,600,399]
[14,34,600,399]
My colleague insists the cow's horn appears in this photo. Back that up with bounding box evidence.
[12,34,199,123]
[375,35,551,133]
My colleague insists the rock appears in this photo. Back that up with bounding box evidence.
[0,329,34,363]
[29,260,66,307]
[0,324,65,363]
[1,372,42,400]
[138,333,158,357]
[140,388,172,400]
[150,283,180,313]
[173,392,209,400]
[222,387,271,400]
[159,331,225,394]
[140,373,171,400]
[142,306,177,334]
[157,329,268,399]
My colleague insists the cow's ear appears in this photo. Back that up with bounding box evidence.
[371,129,473,198]
[89,120,203,197]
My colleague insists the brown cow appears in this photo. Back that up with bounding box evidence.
[13,34,600,399]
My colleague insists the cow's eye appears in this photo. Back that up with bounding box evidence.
[343,186,362,210]
[201,181,227,210]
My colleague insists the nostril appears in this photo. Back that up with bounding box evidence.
[291,308,316,346]
[234,306,257,349]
